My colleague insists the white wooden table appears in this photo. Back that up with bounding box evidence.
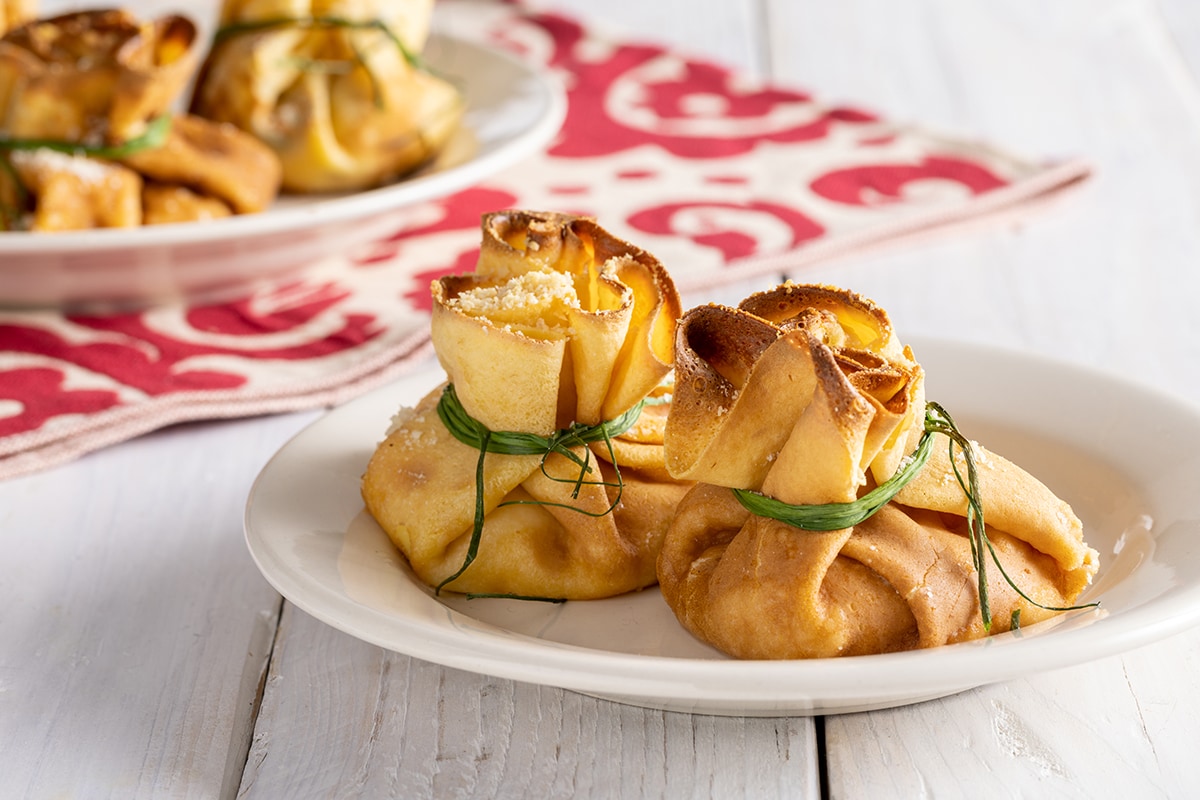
[5,0,1200,797]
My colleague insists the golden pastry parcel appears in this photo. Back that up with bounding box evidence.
[0,1,462,231]
[0,1,34,39]
[362,211,691,599]
[0,9,283,230]
[657,284,1099,659]
[191,0,463,193]
[0,8,283,231]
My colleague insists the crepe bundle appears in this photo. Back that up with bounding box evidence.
[191,0,463,193]
[0,9,281,230]
[657,284,1099,659]
[0,9,197,143]
[0,0,33,38]
[362,210,691,599]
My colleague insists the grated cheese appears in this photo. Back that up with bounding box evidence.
[11,148,114,185]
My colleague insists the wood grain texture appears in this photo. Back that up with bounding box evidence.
[239,606,819,800]
[0,412,316,798]
[760,0,1200,797]
[528,0,769,79]
[764,0,1200,382]
[6,0,1200,797]
[826,638,1200,798]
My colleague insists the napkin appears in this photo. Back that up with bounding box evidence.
[0,0,1090,479]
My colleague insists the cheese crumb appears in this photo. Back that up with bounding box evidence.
[11,148,114,184]
[448,270,578,314]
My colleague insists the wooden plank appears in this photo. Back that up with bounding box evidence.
[827,630,1200,798]
[759,0,1200,795]
[239,605,820,800]
[532,0,769,78]
[0,412,315,798]
[8,0,1192,796]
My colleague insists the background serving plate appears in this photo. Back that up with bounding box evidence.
[0,32,565,309]
[243,337,1200,716]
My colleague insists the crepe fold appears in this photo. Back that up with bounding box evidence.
[191,0,463,193]
[0,1,33,39]
[0,9,198,144]
[657,283,1099,659]
[362,211,691,599]
[0,9,282,229]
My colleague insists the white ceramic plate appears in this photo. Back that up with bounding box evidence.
[0,33,565,309]
[244,338,1200,716]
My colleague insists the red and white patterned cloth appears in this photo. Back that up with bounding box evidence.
[0,0,1090,479]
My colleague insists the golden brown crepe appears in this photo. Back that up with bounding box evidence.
[2,147,141,230]
[0,9,198,144]
[191,0,462,193]
[0,1,34,38]
[142,183,233,225]
[0,8,282,230]
[120,114,281,215]
[362,211,691,599]
[657,283,1099,659]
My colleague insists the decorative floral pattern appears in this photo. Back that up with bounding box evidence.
[0,0,1089,478]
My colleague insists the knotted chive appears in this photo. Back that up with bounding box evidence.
[213,15,431,108]
[733,424,936,532]
[214,15,423,68]
[926,401,995,627]
[736,401,1098,630]
[464,593,567,604]
[432,383,647,596]
[0,114,172,160]
[0,116,173,230]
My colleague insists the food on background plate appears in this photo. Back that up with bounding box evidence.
[191,0,463,193]
[120,113,280,215]
[0,1,468,232]
[4,148,142,229]
[0,0,33,37]
[362,210,691,599]
[0,9,198,143]
[657,284,1100,659]
[0,8,282,231]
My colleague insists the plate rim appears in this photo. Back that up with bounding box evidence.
[244,337,1200,714]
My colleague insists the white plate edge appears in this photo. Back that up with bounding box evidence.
[243,337,1200,708]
